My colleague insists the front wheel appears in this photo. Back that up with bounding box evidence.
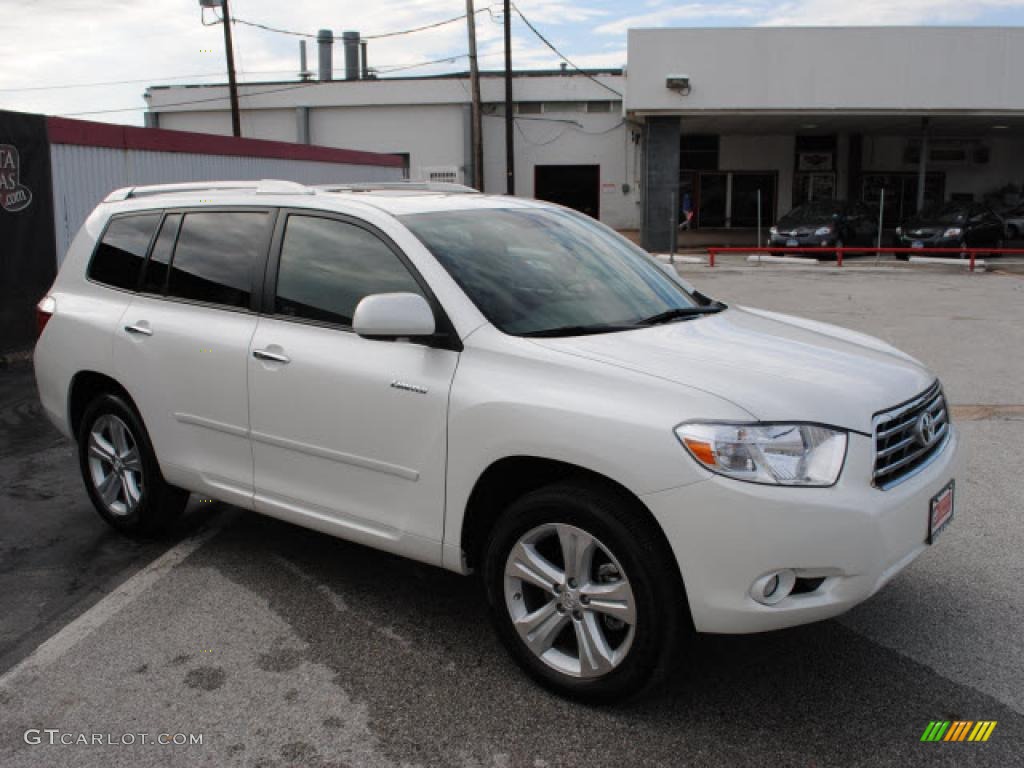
[483,481,687,702]
[77,393,188,536]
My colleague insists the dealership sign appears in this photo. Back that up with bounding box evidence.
[0,144,33,212]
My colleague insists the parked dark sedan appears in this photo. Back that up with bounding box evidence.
[769,200,878,257]
[896,202,1004,258]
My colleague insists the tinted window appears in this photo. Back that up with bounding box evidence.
[275,215,424,326]
[403,208,700,336]
[140,214,181,294]
[88,215,160,290]
[167,212,268,308]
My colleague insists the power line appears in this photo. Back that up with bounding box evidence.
[56,50,496,116]
[375,54,470,74]
[510,2,623,98]
[60,82,320,117]
[0,73,228,92]
[228,7,493,41]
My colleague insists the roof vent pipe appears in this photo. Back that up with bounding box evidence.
[299,40,312,81]
[317,29,333,81]
[342,31,360,80]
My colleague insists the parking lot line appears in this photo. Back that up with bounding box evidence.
[0,520,225,688]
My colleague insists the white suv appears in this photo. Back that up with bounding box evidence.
[34,180,962,701]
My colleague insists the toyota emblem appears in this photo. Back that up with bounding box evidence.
[915,411,935,446]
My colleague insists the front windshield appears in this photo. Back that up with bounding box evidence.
[779,201,845,225]
[917,202,968,224]
[402,207,703,336]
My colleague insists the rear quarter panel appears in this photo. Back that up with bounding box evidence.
[34,206,129,438]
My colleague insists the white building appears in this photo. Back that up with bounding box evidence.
[146,26,1024,249]
[146,70,638,230]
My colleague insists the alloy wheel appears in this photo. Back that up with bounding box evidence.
[87,413,144,517]
[503,523,636,678]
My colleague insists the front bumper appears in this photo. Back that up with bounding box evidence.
[769,233,838,249]
[897,236,962,250]
[643,427,963,634]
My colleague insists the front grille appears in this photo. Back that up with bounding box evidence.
[873,381,950,489]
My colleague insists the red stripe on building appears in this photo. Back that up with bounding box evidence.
[45,116,404,167]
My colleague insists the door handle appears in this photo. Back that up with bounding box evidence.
[123,324,153,336]
[253,348,290,364]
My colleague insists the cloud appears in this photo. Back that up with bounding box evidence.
[760,0,1024,25]
[594,3,759,35]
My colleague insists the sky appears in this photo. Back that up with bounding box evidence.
[2,0,1023,125]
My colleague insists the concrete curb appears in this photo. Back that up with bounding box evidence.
[747,254,820,265]
[909,256,987,271]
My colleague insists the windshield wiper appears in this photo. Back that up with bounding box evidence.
[636,303,726,326]
[521,323,637,338]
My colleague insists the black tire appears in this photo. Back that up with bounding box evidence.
[483,479,689,703]
[1008,225,1019,240]
[990,238,1005,258]
[77,392,188,536]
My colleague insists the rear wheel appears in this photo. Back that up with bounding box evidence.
[483,480,688,703]
[77,393,188,536]
[990,238,1005,258]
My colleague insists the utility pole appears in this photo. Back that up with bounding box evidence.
[503,0,514,195]
[217,0,242,136]
[465,0,484,191]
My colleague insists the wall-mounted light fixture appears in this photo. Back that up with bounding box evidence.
[666,74,691,95]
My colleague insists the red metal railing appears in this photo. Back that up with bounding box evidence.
[703,246,1024,272]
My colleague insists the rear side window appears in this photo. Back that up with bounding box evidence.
[140,214,181,294]
[274,215,424,326]
[88,214,160,290]
[166,212,269,308]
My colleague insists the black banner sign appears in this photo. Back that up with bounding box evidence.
[0,110,56,353]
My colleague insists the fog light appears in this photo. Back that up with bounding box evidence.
[751,569,796,605]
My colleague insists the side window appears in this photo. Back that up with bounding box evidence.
[166,212,269,308]
[275,215,424,326]
[87,214,160,291]
[140,214,181,294]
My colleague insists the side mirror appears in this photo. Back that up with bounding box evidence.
[353,293,436,339]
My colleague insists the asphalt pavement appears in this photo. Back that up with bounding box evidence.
[1,266,1022,767]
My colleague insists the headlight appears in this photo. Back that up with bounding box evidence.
[675,422,848,486]
[895,226,903,236]
[769,226,778,235]
[943,227,962,238]
[814,226,832,236]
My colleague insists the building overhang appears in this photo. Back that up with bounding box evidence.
[625,110,1024,137]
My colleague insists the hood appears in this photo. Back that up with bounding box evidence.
[903,215,965,230]
[776,214,833,230]
[529,307,934,434]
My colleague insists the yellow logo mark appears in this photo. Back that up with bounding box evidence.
[921,721,997,742]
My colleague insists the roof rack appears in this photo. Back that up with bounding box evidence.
[316,181,480,195]
[103,179,313,202]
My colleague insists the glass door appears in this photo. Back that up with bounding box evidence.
[697,173,727,228]
[731,173,777,228]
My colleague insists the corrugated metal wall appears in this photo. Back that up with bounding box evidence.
[49,145,402,263]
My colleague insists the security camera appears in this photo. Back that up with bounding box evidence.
[666,75,691,95]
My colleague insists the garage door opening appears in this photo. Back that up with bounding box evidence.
[534,165,600,219]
